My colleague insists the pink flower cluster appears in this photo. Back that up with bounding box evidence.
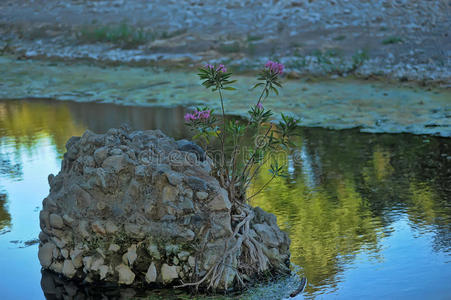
[184,109,211,122]
[265,60,284,74]
[205,63,227,73]
[256,102,263,109]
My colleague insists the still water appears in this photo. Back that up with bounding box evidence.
[0,99,450,299]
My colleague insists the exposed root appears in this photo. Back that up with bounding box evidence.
[175,203,271,291]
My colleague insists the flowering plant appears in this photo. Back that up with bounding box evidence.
[181,61,298,290]
[185,61,298,202]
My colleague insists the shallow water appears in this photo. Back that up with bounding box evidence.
[0,99,450,299]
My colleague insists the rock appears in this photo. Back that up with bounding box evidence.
[196,191,208,200]
[91,257,104,271]
[108,243,120,252]
[39,128,290,291]
[147,244,161,260]
[253,223,279,248]
[208,189,231,211]
[161,185,178,203]
[62,214,74,226]
[62,260,76,278]
[115,264,135,285]
[176,139,206,161]
[102,155,129,173]
[91,221,106,235]
[125,244,137,266]
[61,248,69,259]
[93,147,109,165]
[99,265,109,280]
[145,262,157,283]
[188,256,196,268]
[38,242,56,267]
[105,221,118,234]
[177,251,190,261]
[161,264,178,283]
[49,214,64,229]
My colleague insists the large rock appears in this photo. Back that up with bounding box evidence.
[38,127,290,290]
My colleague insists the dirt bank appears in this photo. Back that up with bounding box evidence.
[0,0,450,84]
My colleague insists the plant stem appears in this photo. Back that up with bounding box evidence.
[218,88,229,181]
[255,82,269,107]
[246,174,276,200]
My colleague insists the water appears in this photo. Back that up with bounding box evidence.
[0,99,450,299]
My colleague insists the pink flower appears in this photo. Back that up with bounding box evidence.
[256,102,263,109]
[216,64,227,73]
[205,64,214,70]
[184,113,194,122]
[184,109,211,122]
[265,60,284,74]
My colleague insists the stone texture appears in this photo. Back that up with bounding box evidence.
[145,262,157,283]
[49,214,64,229]
[161,264,178,283]
[115,264,135,285]
[38,242,56,268]
[62,260,76,278]
[38,127,290,290]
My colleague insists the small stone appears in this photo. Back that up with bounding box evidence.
[105,221,118,234]
[161,185,178,203]
[188,256,196,268]
[94,147,108,165]
[166,171,183,186]
[99,265,109,280]
[49,214,64,229]
[38,242,56,267]
[177,251,190,261]
[115,264,135,285]
[173,257,179,265]
[50,261,63,273]
[82,256,93,271]
[147,244,161,260]
[91,221,106,235]
[62,260,76,278]
[208,189,231,211]
[70,249,84,268]
[108,243,120,252]
[52,247,60,259]
[145,262,157,283]
[61,249,69,259]
[102,155,128,173]
[161,264,178,283]
[91,257,104,271]
[62,214,74,226]
[196,191,208,200]
[126,244,138,266]
[39,211,50,230]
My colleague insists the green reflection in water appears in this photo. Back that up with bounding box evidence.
[0,193,11,234]
[250,128,450,297]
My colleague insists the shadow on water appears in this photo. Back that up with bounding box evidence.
[0,98,450,299]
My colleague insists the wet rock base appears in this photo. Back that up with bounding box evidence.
[38,126,290,292]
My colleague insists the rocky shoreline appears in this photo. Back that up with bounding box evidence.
[38,126,291,291]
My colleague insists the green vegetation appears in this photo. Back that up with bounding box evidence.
[247,34,264,42]
[218,41,241,53]
[78,23,151,48]
[333,35,347,41]
[382,36,403,45]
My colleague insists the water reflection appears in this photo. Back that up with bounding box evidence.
[250,128,451,298]
[0,99,450,299]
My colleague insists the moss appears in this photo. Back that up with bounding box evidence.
[382,36,403,45]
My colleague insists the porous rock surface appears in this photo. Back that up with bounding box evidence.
[38,126,290,289]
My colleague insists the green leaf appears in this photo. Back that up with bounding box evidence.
[223,87,236,91]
